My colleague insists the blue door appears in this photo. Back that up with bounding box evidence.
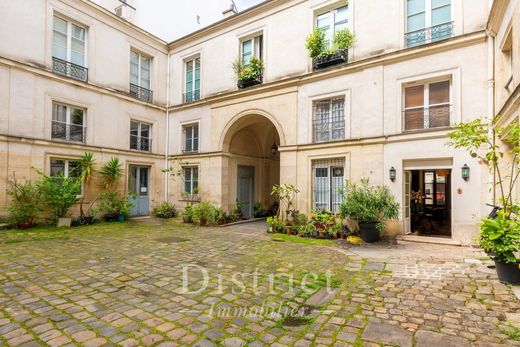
[129,166,150,217]
[237,166,254,219]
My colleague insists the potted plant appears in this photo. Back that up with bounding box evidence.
[340,179,400,243]
[96,191,133,222]
[36,171,82,227]
[271,184,300,225]
[193,201,217,226]
[182,204,194,223]
[479,210,520,284]
[266,216,284,233]
[306,27,354,70]
[77,152,96,225]
[6,179,41,229]
[449,117,520,284]
[297,222,317,238]
[233,57,264,89]
[152,202,176,219]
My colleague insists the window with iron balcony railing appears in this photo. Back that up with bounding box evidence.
[405,22,453,48]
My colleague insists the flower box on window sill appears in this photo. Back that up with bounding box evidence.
[313,49,348,70]
[237,75,263,89]
[180,194,201,203]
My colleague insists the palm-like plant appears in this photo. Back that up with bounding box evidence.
[100,157,123,190]
[78,152,96,217]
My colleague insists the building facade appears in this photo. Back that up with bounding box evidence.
[0,0,511,244]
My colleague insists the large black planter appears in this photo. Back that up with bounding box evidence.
[237,76,262,89]
[495,260,520,284]
[358,222,380,243]
[313,49,348,70]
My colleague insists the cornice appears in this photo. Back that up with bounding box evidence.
[487,0,509,36]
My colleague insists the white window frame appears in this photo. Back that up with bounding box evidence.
[182,123,199,153]
[406,0,452,33]
[183,166,199,195]
[312,159,345,212]
[312,97,346,143]
[51,102,86,143]
[240,34,263,66]
[52,14,87,66]
[184,56,201,100]
[50,158,83,196]
[130,50,152,89]
[315,5,349,46]
[130,120,152,152]
[403,79,451,131]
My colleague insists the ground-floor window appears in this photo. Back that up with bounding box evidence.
[50,158,82,195]
[183,166,199,195]
[312,159,345,212]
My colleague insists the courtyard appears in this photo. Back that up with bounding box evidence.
[0,220,518,347]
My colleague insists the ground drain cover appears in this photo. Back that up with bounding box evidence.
[155,236,189,243]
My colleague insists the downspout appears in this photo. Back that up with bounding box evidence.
[164,52,171,202]
[487,26,496,205]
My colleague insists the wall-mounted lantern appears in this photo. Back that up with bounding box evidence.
[389,167,396,182]
[462,164,470,181]
[271,143,278,156]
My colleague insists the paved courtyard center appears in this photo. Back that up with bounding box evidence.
[0,220,519,347]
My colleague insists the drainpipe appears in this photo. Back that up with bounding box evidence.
[487,26,496,205]
[164,53,171,202]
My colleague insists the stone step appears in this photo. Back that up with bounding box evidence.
[400,235,462,246]
[0,224,8,230]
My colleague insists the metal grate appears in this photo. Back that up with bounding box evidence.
[405,22,453,48]
[130,135,151,152]
[313,98,345,143]
[183,90,201,103]
[51,121,86,143]
[130,83,153,103]
[52,57,88,82]
[312,158,345,212]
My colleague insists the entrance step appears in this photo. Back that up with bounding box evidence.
[400,235,461,246]
[0,224,8,230]
[218,218,266,227]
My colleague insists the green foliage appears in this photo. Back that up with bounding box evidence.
[78,152,96,217]
[7,180,41,227]
[340,179,400,230]
[296,222,316,237]
[333,28,355,50]
[253,202,268,218]
[152,202,177,219]
[449,117,520,216]
[479,210,520,263]
[100,157,123,190]
[182,204,194,219]
[267,216,285,232]
[193,202,217,225]
[96,191,133,220]
[293,212,308,226]
[37,173,82,220]
[306,27,327,59]
[233,56,264,81]
[271,184,300,221]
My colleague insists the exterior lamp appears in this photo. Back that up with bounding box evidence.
[462,164,470,181]
[271,143,278,156]
[389,167,396,182]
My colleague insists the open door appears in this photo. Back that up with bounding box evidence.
[404,171,411,234]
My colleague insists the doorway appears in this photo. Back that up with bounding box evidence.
[128,165,150,217]
[404,169,452,237]
[237,165,254,219]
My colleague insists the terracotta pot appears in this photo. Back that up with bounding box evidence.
[17,222,32,229]
[319,230,326,237]
[285,226,292,235]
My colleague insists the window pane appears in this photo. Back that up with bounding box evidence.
[432,5,451,26]
[50,159,66,176]
[70,108,84,125]
[68,161,81,179]
[128,166,137,194]
[53,16,68,60]
[429,81,450,104]
[407,0,425,15]
[429,105,450,128]
[407,13,425,32]
[130,51,139,85]
[242,40,252,64]
[432,0,450,9]
[140,123,150,138]
[130,121,139,136]
[53,104,67,122]
[405,85,424,108]
[141,56,151,89]
[334,6,348,25]
[316,12,330,29]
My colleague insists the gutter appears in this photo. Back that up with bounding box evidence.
[165,53,171,201]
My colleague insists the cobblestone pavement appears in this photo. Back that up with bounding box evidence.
[0,220,519,346]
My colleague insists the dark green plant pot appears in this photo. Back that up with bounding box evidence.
[495,261,520,285]
[359,222,380,243]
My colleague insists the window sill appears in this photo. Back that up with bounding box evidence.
[402,126,452,135]
[51,138,86,145]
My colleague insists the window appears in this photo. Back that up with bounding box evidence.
[313,98,345,142]
[183,167,199,195]
[130,50,153,102]
[424,170,449,206]
[183,124,199,153]
[312,159,345,212]
[406,0,452,47]
[241,35,263,66]
[52,15,88,81]
[130,120,151,152]
[404,80,450,131]
[52,103,85,143]
[316,5,348,46]
[503,30,514,90]
[184,57,201,103]
[50,158,82,195]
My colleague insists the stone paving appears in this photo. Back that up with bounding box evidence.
[0,220,519,346]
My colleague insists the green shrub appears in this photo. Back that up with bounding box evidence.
[100,157,123,190]
[7,180,41,227]
[480,210,520,263]
[267,216,284,232]
[233,56,264,81]
[333,28,354,50]
[340,179,400,231]
[193,202,217,226]
[305,27,327,59]
[96,191,134,221]
[152,202,176,219]
[37,173,81,220]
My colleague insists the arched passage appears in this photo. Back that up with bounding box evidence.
[221,112,282,218]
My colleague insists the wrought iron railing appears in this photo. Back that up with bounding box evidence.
[405,22,454,48]
[51,121,86,143]
[183,90,201,103]
[403,104,452,131]
[130,83,153,103]
[52,57,88,82]
[313,119,345,143]
[130,135,151,152]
